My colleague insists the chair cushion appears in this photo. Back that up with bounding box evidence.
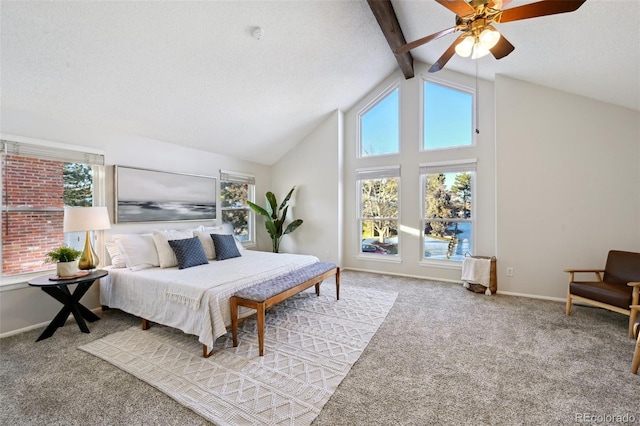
[603,250,640,286]
[570,281,632,309]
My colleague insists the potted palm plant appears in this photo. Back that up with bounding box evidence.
[247,187,303,253]
[45,245,82,277]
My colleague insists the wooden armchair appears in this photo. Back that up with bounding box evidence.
[632,305,640,374]
[565,250,640,338]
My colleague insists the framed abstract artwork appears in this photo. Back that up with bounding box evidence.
[114,165,216,223]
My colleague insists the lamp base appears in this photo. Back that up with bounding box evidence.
[78,230,99,270]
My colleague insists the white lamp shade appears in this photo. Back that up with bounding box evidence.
[63,206,111,232]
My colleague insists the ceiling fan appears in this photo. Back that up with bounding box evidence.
[395,0,586,73]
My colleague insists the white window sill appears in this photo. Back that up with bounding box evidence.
[419,259,462,270]
[0,269,56,292]
[355,254,402,264]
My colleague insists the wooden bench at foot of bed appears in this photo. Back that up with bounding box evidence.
[230,261,340,356]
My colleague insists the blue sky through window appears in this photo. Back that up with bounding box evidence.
[424,82,473,150]
[360,88,399,156]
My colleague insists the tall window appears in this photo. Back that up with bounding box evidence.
[219,170,255,243]
[357,167,400,257]
[359,86,400,157]
[423,80,474,150]
[1,140,104,279]
[421,161,475,261]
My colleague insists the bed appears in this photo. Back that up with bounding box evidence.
[99,227,320,354]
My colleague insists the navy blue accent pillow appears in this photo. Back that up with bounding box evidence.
[211,234,241,261]
[168,237,209,269]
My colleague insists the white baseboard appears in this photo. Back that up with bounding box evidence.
[340,267,567,303]
[0,307,103,339]
[341,267,463,284]
[495,290,565,303]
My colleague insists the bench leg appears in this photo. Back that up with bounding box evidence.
[231,297,239,347]
[336,267,340,300]
[315,282,320,296]
[141,318,150,330]
[257,302,265,356]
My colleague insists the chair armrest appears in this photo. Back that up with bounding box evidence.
[628,282,640,287]
[564,269,604,283]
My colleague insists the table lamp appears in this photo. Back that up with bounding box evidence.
[63,206,111,270]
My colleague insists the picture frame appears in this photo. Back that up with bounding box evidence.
[114,165,216,223]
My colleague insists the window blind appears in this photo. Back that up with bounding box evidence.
[419,160,476,175]
[1,140,105,165]
[219,170,255,185]
[355,165,401,181]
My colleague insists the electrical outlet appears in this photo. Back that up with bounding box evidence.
[506,267,514,277]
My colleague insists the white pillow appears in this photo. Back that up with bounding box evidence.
[112,233,159,271]
[195,226,244,259]
[194,227,224,259]
[218,223,245,251]
[152,229,194,268]
[105,241,127,268]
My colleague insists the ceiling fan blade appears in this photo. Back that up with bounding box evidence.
[428,34,466,73]
[500,0,586,23]
[394,27,457,55]
[435,0,476,17]
[488,28,515,59]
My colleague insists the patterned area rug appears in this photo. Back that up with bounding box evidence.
[79,286,397,425]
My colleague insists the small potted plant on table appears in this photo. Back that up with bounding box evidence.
[45,245,82,278]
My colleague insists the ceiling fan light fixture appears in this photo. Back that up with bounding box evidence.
[470,43,490,59]
[454,35,475,58]
[479,28,500,50]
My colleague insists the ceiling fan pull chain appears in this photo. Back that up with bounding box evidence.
[475,59,480,135]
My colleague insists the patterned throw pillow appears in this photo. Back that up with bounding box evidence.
[167,236,209,269]
[105,241,127,268]
[211,234,241,261]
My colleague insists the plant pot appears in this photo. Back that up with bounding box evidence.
[56,261,78,278]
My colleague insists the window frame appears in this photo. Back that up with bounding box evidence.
[355,165,401,263]
[357,81,401,159]
[219,170,256,247]
[0,136,106,288]
[420,75,476,153]
[419,160,476,267]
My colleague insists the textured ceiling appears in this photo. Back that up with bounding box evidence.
[1,1,638,166]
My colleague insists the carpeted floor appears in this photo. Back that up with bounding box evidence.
[1,270,639,425]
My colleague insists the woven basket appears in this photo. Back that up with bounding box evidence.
[464,255,497,294]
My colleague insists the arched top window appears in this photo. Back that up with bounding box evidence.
[423,79,474,151]
[358,85,400,158]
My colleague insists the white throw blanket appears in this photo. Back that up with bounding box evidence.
[461,257,491,288]
[164,251,318,310]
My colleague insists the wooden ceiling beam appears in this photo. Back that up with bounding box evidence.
[367,0,414,80]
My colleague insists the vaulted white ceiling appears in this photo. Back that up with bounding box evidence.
[1,1,638,166]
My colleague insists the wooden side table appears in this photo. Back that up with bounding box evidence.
[28,269,108,341]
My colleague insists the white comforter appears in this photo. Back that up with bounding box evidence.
[100,250,319,350]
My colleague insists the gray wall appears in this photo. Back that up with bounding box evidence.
[495,74,640,299]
